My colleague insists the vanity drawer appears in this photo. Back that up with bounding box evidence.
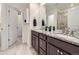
[47,36,55,43]
[39,33,46,40]
[39,39,46,51]
[32,31,38,36]
[47,36,79,54]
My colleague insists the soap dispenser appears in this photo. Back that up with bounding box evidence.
[45,26,48,31]
[42,19,45,30]
[42,19,45,26]
[49,26,52,32]
[53,26,55,31]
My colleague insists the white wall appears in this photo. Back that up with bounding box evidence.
[30,3,40,29]
[29,3,46,47]
[30,4,46,29]
[22,23,31,46]
[0,4,1,46]
[0,4,1,24]
[22,5,30,46]
[40,5,46,28]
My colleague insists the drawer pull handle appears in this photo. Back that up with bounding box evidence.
[60,52,63,55]
[57,50,60,53]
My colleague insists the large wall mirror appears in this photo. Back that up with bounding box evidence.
[40,3,79,38]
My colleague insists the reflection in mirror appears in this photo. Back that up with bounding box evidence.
[43,3,79,38]
[42,19,45,26]
[48,14,54,26]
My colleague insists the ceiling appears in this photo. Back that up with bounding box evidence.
[6,3,29,12]
[46,3,79,10]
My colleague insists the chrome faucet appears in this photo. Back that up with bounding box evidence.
[69,30,74,36]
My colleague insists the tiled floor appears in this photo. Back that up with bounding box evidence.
[0,39,37,55]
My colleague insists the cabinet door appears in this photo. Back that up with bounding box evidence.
[32,35,39,53]
[32,35,36,48]
[40,39,46,51]
[62,52,69,55]
[39,48,46,55]
[47,43,59,55]
[35,36,38,52]
[31,33,33,46]
[39,33,46,40]
[31,32,34,47]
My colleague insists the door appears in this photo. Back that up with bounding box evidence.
[34,36,38,52]
[1,4,18,50]
[1,4,8,50]
[32,35,38,52]
[17,13,23,38]
[32,35,36,48]
[7,7,18,46]
[39,48,46,55]
[40,39,46,51]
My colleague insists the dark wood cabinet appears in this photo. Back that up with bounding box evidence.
[35,36,38,52]
[47,43,59,55]
[39,33,46,40]
[59,50,69,55]
[39,48,46,55]
[47,43,69,55]
[39,33,47,55]
[31,35,35,48]
[39,39,46,51]
[31,31,39,54]
[31,30,79,55]
[47,36,79,55]
[47,36,70,55]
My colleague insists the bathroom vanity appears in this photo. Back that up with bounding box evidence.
[31,30,79,55]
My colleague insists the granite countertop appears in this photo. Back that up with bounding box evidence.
[32,29,79,46]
